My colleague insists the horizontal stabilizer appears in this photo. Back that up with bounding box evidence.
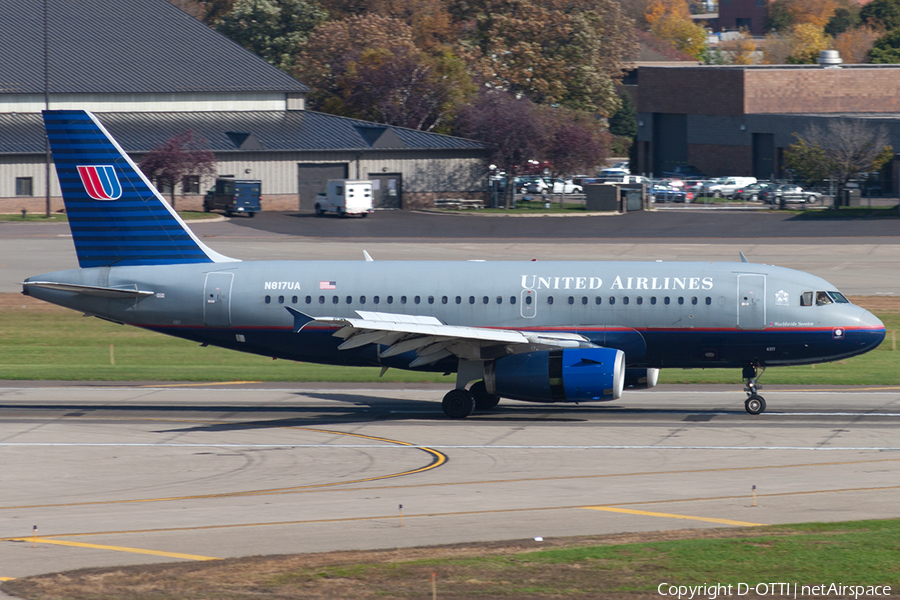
[22,281,154,298]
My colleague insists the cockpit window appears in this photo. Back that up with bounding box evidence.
[816,291,833,306]
[800,291,813,307]
[829,291,850,303]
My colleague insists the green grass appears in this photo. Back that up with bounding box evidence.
[0,303,896,383]
[6,519,899,599]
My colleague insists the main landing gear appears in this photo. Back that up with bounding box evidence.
[742,363,766,415]
[441,380,501,419]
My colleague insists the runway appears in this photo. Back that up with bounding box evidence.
[2,384,899,581]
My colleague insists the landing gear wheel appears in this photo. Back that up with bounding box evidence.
[442,389,476,419]
[745,395,766,415]
[315,203,323,216]
[470,380,500,411]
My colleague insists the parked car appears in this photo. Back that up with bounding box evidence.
[518,176,549,194]
[663,165,706,179]
[650,183,694,203]
[703,176,758,198]
[761,184,822,204]
[548,178,584,194]
[731,182,774,201]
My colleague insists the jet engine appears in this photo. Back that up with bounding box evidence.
[624,368,659,390]
[484,348,625,403]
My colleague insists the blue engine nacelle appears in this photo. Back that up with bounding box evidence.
[484,348,625,403]
[624,368,659,389]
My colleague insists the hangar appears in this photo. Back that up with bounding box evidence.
[0,0,488,214]
[633,61,900,194]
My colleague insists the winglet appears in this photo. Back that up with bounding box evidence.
[363,250,374,262]
[739,252,749,263]
[284,306,315,333]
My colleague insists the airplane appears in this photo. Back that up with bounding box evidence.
[23,110,886,418]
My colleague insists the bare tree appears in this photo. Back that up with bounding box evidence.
[787,119,893,206]
[139,130,217,210]
[540,107,610,207]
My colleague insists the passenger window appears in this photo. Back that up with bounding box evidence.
[401,296,407,304]
[650,297,657,305]
[525,295,532,305]
[414,296,421,304]
[678,297,684,305]
[346,296,352,304]
[278,296,284,304]
[265,295,271,304]
[664,297,670,305]
[292,296,298,304]
[332,296,339,304]
[705,297,711,305]
[623,296,630,305]
[359,296,366,304]
[469,296,475,304]
[456,296,462,304]
[691,297,698,305]
[636,296,643,305]
[816,291,832,306]
[609,297,616,305]
[510,296,517,305]
[581,296,588,305]
[305,296,312,304]
[482,296,489,304]
[801,291,813,306]
[548,296,554,305]
[496,296,502,304]
[441,296,447,304]
[595,296,602,305]
[318,296,325,304]
[428,296,435,304]
[387,295,393,304]
[374,296,380,304]
[568,296,575,305]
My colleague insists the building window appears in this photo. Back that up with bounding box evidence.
[157,177,173,195]
[15,177,33,196]
[182,175,200,195]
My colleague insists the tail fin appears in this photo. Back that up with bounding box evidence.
[43,110,237,268]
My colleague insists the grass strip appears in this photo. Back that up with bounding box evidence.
[1,296,897,384]
[3,519,899,599]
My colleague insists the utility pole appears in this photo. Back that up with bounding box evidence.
[44,0,51,218]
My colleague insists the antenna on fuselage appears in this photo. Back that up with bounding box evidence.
[739,252,749,263]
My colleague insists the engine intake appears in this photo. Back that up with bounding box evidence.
[485,348,625,403]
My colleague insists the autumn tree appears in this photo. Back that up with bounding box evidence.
[833,27,880,63]
[764,24,831,64]
[651,15,707,60]
[718,33,759,65]
[455,91,547,208]
[785,120,893,206]
[644,0,689,25]
[139,130,217,210]
[462,0,637,115]
[216,0,328,71]
[296,15,473,132]
[766,0,839,31]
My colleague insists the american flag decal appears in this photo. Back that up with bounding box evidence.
[319,281,336,290]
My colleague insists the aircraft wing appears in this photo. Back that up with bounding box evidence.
[287,308,595,367]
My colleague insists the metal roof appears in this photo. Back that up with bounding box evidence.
[0,0,309,95]
[0,111,488,155]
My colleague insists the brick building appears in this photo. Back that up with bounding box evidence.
[718,0,768,36]
[634,64,900,193]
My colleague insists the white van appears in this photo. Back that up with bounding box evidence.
[315,180,374,217]
[703,176,757,198]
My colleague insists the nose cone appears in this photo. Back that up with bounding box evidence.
[856,307,885,351]
[858,308,884,330]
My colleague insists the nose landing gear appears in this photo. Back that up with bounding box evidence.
[742,363,766,415]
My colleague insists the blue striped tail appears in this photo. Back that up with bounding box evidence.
[43,110,236,268]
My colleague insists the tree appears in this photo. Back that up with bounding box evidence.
[295,15,473,132]
[651,15,708,60]
[609,92,637,140]
[785,120,893,207]
[766,0,839,30]
[539,107,610,206]
[463,0,637,115]
[825,6,861,37]
[869,28,900,62]
[455,91,548,208]
[786,23,832,63]
[644,0,690,25]
[216,0,328,71]
[139,130,217,210]
[833,27,880,63]
[718,33,759,65]
[861,0,900,31]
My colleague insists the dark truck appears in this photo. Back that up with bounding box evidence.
[203,178,261,217]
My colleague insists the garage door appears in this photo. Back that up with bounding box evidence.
[297,163,348,211]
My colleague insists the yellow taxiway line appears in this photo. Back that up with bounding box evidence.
[137,381,262,388]
[8,538,217,561]
[581,506,764,527]
[0,576,14,581]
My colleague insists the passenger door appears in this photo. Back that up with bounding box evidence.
[204,272,234,328]
[737,274,766,329]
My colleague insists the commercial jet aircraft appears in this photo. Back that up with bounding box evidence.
[23,110,886,418]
